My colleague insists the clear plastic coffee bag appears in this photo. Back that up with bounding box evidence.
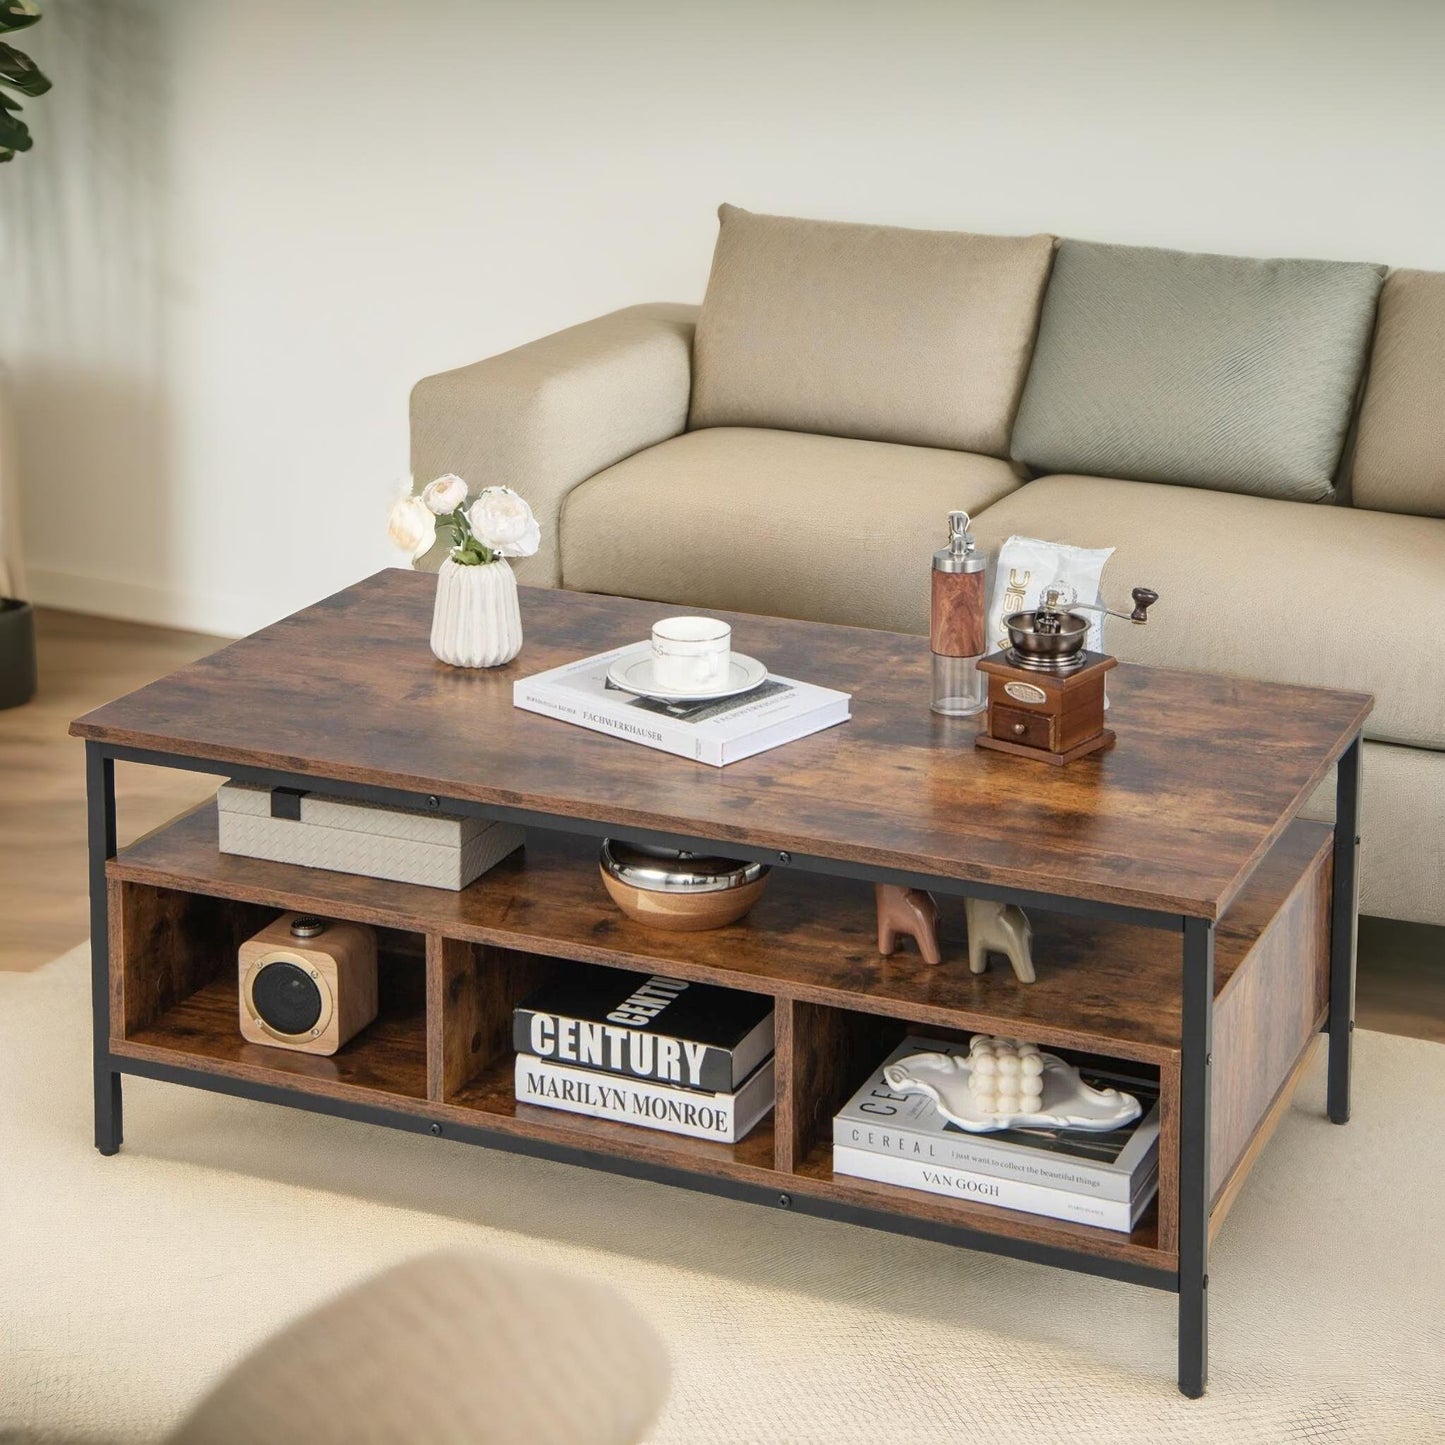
[985,536,1116,656]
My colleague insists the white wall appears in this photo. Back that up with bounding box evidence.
[3,0,1444,635]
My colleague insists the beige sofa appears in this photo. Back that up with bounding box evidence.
[411,207,1445,927]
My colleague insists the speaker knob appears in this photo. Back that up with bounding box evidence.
[289,916,327,939]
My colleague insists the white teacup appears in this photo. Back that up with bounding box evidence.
[651,616,731,692]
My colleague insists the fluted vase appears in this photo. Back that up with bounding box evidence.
[430,558,523,668]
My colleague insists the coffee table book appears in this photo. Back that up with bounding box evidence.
[834,1036,1161,1205]
[515,1052,776,1144]
[513,642,850,765]
[70,569,1372,1397]
[513,967,775,1093]
[831,1146,1154,1233]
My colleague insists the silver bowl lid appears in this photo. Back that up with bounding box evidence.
[1002,609,1091,673]
[600,839,769,894]
[1004,608,1090,642]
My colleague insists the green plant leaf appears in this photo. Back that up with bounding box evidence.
[0,89,20,111]
[0,1,41,36]
[0,104,28,151]
[0,40,50,96]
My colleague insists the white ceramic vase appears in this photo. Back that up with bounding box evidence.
[430,558,523,668]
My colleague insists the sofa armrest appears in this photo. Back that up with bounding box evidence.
[410,303,698,586]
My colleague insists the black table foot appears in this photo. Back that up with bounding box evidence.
[95,1067,123,1155]
[1178,1279,1208,1398]
[1326,737,1361,1126]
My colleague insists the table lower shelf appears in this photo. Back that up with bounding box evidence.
[103,806,1334,1294]
[119,975,429,1101]
[114,983,1169,1279]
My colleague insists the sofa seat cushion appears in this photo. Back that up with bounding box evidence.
[561,427,1022,633]
[688,205,1056,456]
[969,475,1445,750]
[1351,268,1445,518]
[1010,240,1386,502]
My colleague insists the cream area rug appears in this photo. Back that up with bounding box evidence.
[2,946,1442,1444]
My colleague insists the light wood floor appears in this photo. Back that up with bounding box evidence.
[0,609,221,971]
[2,609,1442,1044]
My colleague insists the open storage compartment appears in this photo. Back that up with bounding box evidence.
[110,879,429,1102]
[777,998,1169,1264]
[431,940,780,1174]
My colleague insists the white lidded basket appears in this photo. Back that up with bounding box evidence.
[217,782,524,891]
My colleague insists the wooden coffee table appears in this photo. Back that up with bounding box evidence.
[71,569,1370,1397]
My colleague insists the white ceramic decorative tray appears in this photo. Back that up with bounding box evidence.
[882,1049,1142,1134]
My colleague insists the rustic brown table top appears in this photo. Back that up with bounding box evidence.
[72,569,1371,920]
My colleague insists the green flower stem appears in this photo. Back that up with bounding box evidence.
[443,510,495,566]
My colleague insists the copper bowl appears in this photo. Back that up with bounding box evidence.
[599,840,769,932]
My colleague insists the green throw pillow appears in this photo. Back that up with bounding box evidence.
[1010,239,1386,501]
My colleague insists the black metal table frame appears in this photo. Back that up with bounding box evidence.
[84,735,1362,1399]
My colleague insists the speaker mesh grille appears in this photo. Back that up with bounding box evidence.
[251,960,323,1036]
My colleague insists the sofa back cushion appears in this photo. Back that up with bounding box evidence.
[1350,269,1445,518]
[1010,239,1386,502]
[688,205,1055,456]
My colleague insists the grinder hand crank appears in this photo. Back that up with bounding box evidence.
[1031,586,1159,635]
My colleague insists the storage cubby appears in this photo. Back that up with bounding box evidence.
[425,937,561,1104]
[777,998,1167,1257]
[111,879,429,1102]
[432,943,780,1173]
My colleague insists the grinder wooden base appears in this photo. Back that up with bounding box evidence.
[975,650,1117,765]
[976,728,1116,766]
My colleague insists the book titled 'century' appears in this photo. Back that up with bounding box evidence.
[513,967,774,1093]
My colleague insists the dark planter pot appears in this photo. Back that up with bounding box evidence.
[0,597,38,709]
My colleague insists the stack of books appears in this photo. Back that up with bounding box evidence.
[512,967,776,1143]
[513,644,850,766]
[833,1036,1160,1233]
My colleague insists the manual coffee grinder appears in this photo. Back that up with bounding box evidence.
[975,584,1159,765]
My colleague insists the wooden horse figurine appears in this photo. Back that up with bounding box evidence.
[964,898,1036,983]
[874,884,942,966]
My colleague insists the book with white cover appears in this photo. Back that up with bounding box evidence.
[514,1053,776,1143]
[512,643,850,767]
[833,1146,1156,1233]
[833,1035,1161,1203]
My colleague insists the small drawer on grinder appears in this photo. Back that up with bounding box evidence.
[990,704,1054,750]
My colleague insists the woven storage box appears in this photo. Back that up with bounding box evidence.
[217,782,524,891]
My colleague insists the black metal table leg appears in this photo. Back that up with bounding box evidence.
[86,742,122,1155]
[1327,736,1362,1125]
[1177,916,1215,1398]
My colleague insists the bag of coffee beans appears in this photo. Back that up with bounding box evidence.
[985,535,1115,656]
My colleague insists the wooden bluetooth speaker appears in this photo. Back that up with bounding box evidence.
[238,912,378,1056]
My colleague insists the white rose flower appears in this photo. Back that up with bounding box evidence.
[421,473,468,516]
[467,487,540,558]
[386,493,436,564]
